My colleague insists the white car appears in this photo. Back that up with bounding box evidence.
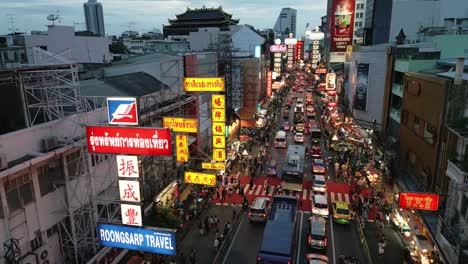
[294,132,304,143]
[312,194,329,217]
[296,99,304,108]
[312,175,327,193]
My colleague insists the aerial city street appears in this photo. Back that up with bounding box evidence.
[1,0,468,264]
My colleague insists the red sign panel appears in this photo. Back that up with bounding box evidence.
[266,71,272,97]
[398,192,439,211]
[316,68,328,74]
[327,90,337,96]
[330,0,356,52]
[328,101,337,107]
[295,40,304,61]
[86,126,172,156]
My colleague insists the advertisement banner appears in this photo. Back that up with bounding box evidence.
[266,71,272,97]
[97,223,176,255]
[116,155,140,178]
[398,192,439,211]
[212,148,226,161]
[120,203,142,226]
[212,135,226,149]
[175,134,189,163]
[211,94,226,109]
[326,73,336,90]
[212,122,226,136]
[295,40,304,61]
[86,126,172,156]
[330,0,356,52]
[183,78,225,92]
[284,38,298,45]
[184,171,216,186]
[270,45,287,53]
[107,97,138,125]
[212,109,226,123]
[162,117,198,133]
[315,68,327,74]
[119,180,141,202]
[287,45,294,69]
[354,63,369,111]
[202,162,226,170]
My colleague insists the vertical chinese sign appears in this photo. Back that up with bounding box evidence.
[212,94,226,162]
[295,40,304,62]
[311,40,320,69]
[175,134,189,162]
[266,71,272,97]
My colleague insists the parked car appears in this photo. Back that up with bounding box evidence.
[312,175,327,193]
[248,197,270,223]
[294,132,304,143]
[283,121,291,131]
[307,216,328,249]
[312,159,326,174]
[310,146,322,158]
[332,201,352,224]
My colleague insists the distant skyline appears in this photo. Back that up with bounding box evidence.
[0,0,327,37]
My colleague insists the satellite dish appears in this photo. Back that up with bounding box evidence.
[46,11,61,25]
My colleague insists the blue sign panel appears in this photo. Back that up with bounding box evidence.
[254,45,261,58]
[107,97,138,125]
[97,223,176,256]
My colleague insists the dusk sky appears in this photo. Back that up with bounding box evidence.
[0,0,327,36]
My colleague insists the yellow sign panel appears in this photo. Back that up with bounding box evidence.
[202,162,226,171]
[183,78,225,92]
[185,171,216,186]
[213,148,226,161]
[212,94,226,109]
[163,117,198,133]
[212,122,225,136]
[175,134,189,162]
[212,109,225,123]
[212,135,226,149]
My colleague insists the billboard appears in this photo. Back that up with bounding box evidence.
[326,73,336,90]
[354,63,369,111]
[202,162,226,170]
[86,126,172,156]
[266,71,272,97]
[116,155,140,178]
[295,40,304,61]
[183,78,225,92]
[107,97,138,125]
[212,109,226,123]
[330,0,356,52]
[120,204,142,226]
[175,134,189,163]
[212,135,226,149]
[97,223,176,255]
[254,45,261,58]
[162,117,198,133]
[119,180,141,202]
[398,192,439,211]
[284,38,298,45]
[184,171,216,186]
[270,45,287,53]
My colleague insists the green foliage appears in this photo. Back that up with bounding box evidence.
[148,206,182,229]
[109,41,127,54]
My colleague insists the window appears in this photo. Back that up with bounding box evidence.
[358,22,363,27]
[5,173,35,212]
[46,224,59,238]
[355,22,359,27]
[357,13,363,18]
[66,150,84,178]
[424,122,436,144]
[413,116,420,134]
[37,160,64,196]
[0,194,4,218]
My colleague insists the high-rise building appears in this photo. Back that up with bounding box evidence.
[83,0,105,36]
[354,0,367,45]
[273,8,297,38]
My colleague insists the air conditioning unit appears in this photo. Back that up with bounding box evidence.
[34,245,51,264]
[21,254,38,264]
[0,153,7,170]
[41,136,59,152]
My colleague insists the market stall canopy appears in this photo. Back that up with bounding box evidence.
[239,135,252,141]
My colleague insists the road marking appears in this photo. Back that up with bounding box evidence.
[330,215,336,264]
[243,184,250,194]
[248,185,256,195]
[255,185,262,196]
[337,193,342,202]
[296,211,304,264]
[302,189,307,200]
[344,193,350,204]
[330,192,336,203]
[222,211,246,264]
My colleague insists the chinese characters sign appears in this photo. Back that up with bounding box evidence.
[212,122,225,136]
[183,78,225,92]
[266,71,272,97]
[163,117,198,133]
[202,162,226,170]
[398,192,439,211]
[121,203,142,226]
[295,40,304,61]
[212,135,226,149]
[184,171,216,186]
[311,40,320,69]
[212,94,225,109]
[119,180,142,202]
[86,126,172,156]
[212,148,226,161]
[212,109,225,122]
[211,93,226,163]
[175,134,189,163]
[274,53,282,74]
[117,155,139,178]
[286,45,294,69]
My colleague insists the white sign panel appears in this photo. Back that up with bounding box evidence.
[116,155,139,178]
[121,203,142,226]
[119,180,141,202]
[284,38,298,45]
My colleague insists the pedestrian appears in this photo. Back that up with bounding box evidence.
[227,221,232,232]
[204,217,210,234]
[221,188,226,202]
[223,224,229,237]
[232,203,238,221]
[214,237,220,251]
[378,239,386,256]
[208,216,214,228]
[169,258,176,264]
[198,221,204,236]
[189,249,196,264]
[214,215,219,229]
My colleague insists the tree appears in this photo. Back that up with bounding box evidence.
[109,41,127,54]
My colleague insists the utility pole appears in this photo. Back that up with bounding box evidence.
[6,14,19,34]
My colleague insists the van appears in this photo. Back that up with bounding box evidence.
[274,131,287,148]
[311,194,329,217]
[248,197,270,223]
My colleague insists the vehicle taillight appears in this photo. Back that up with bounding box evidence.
[324,238,327,246]
[248,212,252,217]
[308,235,311,244]
[262,213,266,218]
[257,257,261,261]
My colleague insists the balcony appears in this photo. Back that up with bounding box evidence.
[389,107,401,123]
[392,83,403,97]
[446,155,468,185]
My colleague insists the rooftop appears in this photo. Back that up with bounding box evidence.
[437,71,468,81]
[174,6,237,21]
[436,57,468,70]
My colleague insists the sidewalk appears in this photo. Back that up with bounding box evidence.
[363,220,406,264]
[177,204,240,264]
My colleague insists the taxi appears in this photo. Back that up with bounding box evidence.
[330,142,355,152]
[332,201,352,224]
[305,253,328,264]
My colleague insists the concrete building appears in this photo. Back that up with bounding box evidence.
[354,0,367,45]
[83,0,105,37]
[363,0,393,45]
[123,38,189,54]
[273,8,297,39]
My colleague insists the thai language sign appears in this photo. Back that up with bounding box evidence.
[184,171,216,186]
[116,155,140,178]
[202,162,226,170]
[120,204,142,226]
[183,78,225,92]
[175,134,189,163]
[163,117,198,133]
[86,126,172,156]
[398,192,439,211]
[97,223,176,256]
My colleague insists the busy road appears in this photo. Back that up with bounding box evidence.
[222,72,367,264]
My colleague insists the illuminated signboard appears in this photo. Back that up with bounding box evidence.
[201,162,226,170]
[212,109,226,123]
[270,45,287,53]
[183,78,224,92]
[287,45,294,69]
[266,71,272,97]
[328,101,337,107]
[175,134,189,162]
[97,223,176,256]
[212,135,226,149]
[316,68,327,74]
[212,122,225,136]
[107,97,138,125]
[116,155,140,178]
[162,117,198,133]
[326,73,336,90]
[254,45,261,58]
[212,148,226,161]
[327,90,337,96]
[185,171,216,186]
[119,180,141,202]
[330,0,356,52]
[399,192,439,211]
[295,40,304,61]
[211,94,225,109]
[284,38,298,45]
[120,203,142,226]
[86,126,172,156]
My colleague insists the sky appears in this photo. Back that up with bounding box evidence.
[0,0,327,37]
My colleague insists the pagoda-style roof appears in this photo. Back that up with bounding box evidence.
[174,6,235,21]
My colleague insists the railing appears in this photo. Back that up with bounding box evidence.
[449,154,468,173]
[355,216,373,264]
[212,209,245,264]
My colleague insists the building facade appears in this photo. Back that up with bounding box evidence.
[363,0,393,45]
[273,7,297,39]
[354,0,367,45]
[83,0,105,37]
